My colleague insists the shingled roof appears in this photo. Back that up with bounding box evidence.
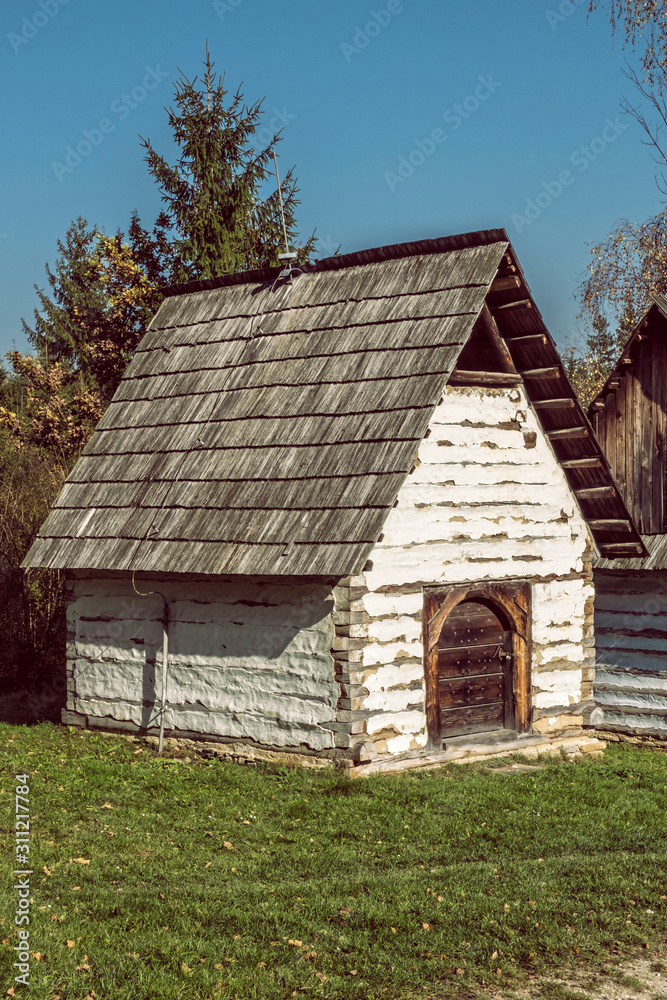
[23,229,643,578]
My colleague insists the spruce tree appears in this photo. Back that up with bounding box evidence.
[140,45,314,283]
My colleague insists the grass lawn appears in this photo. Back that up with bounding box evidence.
[1,724,666,1000]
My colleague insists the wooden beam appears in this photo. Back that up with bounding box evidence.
[608,380,620,389]
[478,303,516,374]
[491,274,522,293]
[561,457,604,470]
[448,370,523,387]
[575,485,617,500]
[599,543,644,556]
[590,400,605,411]
[520,366,560,380]
[546,426,589,441]
[504,333,548,346]
[533,398,576,411]
[493,299,532,312]
[588,519,633,532]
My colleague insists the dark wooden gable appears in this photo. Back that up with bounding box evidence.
[589,297,667,536]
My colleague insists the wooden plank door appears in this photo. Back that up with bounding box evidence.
[437,600,510,738]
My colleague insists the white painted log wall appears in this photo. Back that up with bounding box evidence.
[594,571,667,737]
[66,576,339,750]
[346,386,594,754]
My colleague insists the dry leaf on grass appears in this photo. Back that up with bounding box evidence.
[223,841,234,850]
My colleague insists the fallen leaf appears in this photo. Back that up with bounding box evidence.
[181,963,192,974]
[242,820,251,825]
[303,950,317,960]
[205,862,212,868]
[215,963,224,969]
[43,867,51,875]
[437,896,444,902]
[350,969,358,976]
[491,951,498,959]
[257,961,266,967]
[504,904,510,911]
[127,952,139,959]
[422,922,430,931]
[223,841,234,850]
[70,859,90,865]
[288,939,302,947]
[314,971,327,982]
[72,887,80,892]
[391,927,397,933]
[101,804,113,810]
[32,952,43,962]
[66,941,75,948]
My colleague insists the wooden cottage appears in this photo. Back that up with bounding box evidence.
[23,229,634,771]
[589,294,667,740]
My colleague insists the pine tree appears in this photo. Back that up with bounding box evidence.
[140,45,314,283]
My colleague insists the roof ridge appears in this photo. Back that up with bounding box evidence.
[160,229,510,299]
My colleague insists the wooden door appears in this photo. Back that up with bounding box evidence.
[423,581,531,748]
[437,600,511,738]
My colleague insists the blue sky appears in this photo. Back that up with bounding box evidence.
[0,0,659,358]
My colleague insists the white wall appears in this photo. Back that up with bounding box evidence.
[594,571,667,737]
[66,576,339,750]
[337,386,594,755]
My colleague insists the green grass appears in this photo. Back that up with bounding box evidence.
[1,724,667,1000]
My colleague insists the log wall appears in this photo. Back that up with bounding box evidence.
[332,386,595,763]
[593,570,667,737]
[64,575,340,752]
